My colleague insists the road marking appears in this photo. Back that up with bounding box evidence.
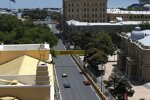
[54,64,63,100]
[70,56,101,100]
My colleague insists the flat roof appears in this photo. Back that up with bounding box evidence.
[107,9,150,15]
[67,20,148,26]
[0,43,50,51]
[124,29,150,47]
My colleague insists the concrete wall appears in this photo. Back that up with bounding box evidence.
[0,50,49,64]
[0,75,35,85]
[0,86,50,100]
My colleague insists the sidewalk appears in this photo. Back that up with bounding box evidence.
[102,55,150,100]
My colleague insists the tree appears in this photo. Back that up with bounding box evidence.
[94,32,116,56]
[22,9,49,20]
[50,11,62,21]
[105,69,135,100]
[139,21,150,30]
[70,31,82,49]
[0,14,58,48]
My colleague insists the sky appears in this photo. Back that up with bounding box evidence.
[0,0,139,9]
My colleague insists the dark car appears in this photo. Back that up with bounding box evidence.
[83,80,90,85]
[63,83,71,88]
[79,71,83,74]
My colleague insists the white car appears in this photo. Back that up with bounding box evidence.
[62,73,67,77]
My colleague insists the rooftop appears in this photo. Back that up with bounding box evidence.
[0,55,53,85]
[0,43,50,51]
[67,20,148,26]
[123,28,150,48]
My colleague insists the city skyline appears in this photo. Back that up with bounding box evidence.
[0,0,139,9]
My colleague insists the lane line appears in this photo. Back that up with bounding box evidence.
[54,64,63,100]
[70,55,101,100]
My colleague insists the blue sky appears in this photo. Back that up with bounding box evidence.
[0,0,139,9]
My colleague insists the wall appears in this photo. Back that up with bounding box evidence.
[0,86,50,100]
[0,50,49,64]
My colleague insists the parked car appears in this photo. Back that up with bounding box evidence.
[62,73,67,77]
[83,80,90,85]
[63,83,71,88]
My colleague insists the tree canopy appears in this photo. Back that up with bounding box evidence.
[22,9,49,20]
[104,68,135,99]
[0,14,58,47]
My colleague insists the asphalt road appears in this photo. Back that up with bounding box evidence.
[53,38,100,100]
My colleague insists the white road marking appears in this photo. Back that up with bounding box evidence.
[54,64,63,100]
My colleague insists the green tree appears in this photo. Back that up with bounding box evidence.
[105,69,134,99]
[139,21,150,30]
[0,14,58,47]
[94,32,116,56]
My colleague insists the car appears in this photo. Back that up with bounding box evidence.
[62,73,67,77]
[79,71,83,74]
[63,83,71,88]
[83,80,90,85]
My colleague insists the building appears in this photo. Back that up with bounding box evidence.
[107,9,150,21]
[66,20,146,34]
[63,0,107,23]
[0,43,54,100]
[139,0,150,4]
[118,27,150,82]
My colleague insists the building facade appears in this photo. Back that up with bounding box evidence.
[66,20,145,34]
[139,0,150,4]
[107,9,150,22]
[118,27,150,82]
[63,0,107,23]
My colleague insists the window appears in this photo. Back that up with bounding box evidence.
[103,3,105,6]
[87,8,89,11]
[87,14,89,17]
[92,8,94,11]
[92,14,94,17]
[84,8,86,12]
[69,3,70,7]
[72,9,74,12]
[72,4,73,6]
[84,14,86,17]
[92,3,94,6]
[95,14,97,17]
[77,3,79,6]
[68,9,70,12]
[95,20,97,22]
[103,8,105,11]
[84,3,86,6]
[77,9,79,12]
[95,8,97,12]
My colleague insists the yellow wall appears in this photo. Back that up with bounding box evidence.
[0,50,49,64]
[0,86,50,100]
